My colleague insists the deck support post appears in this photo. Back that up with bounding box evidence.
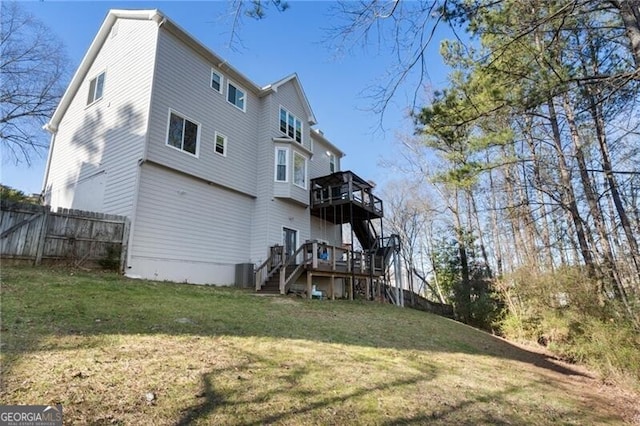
[365,278,370,301]
[330,275,335,300]
[279,266,286,295]
[349,277,354,300]
[307,271,313,299]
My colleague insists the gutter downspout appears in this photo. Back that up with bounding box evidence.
[40,124,57,203]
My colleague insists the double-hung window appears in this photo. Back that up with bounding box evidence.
[275,148,288,182]
[87,71,105,105]
[211,69,222,93]
[215,132,227,156]
[293,152,307,189]
[329,153,336,173]
[166,110,199,156]
[279,107,302,144]
[227,82,246,111]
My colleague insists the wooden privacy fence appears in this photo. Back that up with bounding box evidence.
[0,201,130,270]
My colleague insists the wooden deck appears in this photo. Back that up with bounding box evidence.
[255,241,386,299]
[310,171,383,223]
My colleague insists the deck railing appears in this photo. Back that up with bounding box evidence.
[258,241,390,294]
[310,184,383,217]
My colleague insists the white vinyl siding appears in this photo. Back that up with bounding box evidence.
[309,133,341,181]
[130,163,254,284]
[146,29,258,197]
[44,18,158,217]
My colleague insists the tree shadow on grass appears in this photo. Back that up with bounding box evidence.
[175,366,621,426]
[0,270,592,385]
[2,267,622,424]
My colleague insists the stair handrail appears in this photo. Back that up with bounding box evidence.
[255,245,284,291]
[280,242,312,294]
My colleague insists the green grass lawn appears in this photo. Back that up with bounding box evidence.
[1,266,638,425]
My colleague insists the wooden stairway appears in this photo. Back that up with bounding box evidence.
[256,265,301,295]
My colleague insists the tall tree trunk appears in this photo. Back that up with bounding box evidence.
[522,116,555,271]
[583,34,640,286]
[453,188,471,323]
[611,0,640,68]
[546,97,597,276]
[562,94,630,306]
[468,190,492,278]
[487,161,504,277]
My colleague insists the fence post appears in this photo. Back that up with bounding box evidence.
[119,217,131,274]
[34,206,50,265]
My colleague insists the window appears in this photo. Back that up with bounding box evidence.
[210,69,222,93]
[227,82,245,111]
[293,152,307,189]
[87,71,105,105]
[329,152,336,173]
[275,147,288,182]
[215,132,227,156]
[166,110,199,156]
[279,107,302,143]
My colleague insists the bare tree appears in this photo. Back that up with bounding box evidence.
[0,2,69,164]
[226,0,289,49]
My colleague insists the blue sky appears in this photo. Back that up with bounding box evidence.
[2,1,452,195]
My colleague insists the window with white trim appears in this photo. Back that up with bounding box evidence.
[275,147,288,182]
[227,82,246,111]
[329,152,336,172]
[210,69,222,93]
[215,132,227,156]
[87,71,105,105]
[166,110,199,156]
[279,107,302,143]
[293,152,307,189]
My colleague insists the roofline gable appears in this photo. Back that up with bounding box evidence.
[45,9,163,133]
[262,74,317,125]
[45,8,266,133]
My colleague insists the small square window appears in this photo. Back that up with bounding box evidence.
[215,132,227,156]
[87,71,105,105]
[211,69,222,93]
[227,82,246,111]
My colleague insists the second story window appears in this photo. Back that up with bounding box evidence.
[227,82,246,111]
[210,69,222,93]
[275,147,288,182]
[167,110,199,156]
[279,107,302,144]
[87,71,105,105]
[293,152,307,189]
[329,152,336,172]
[215,132,227,156]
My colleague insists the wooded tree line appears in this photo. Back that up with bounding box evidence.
[372,1,640,335]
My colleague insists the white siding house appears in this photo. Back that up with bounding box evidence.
[43,9,356,285]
